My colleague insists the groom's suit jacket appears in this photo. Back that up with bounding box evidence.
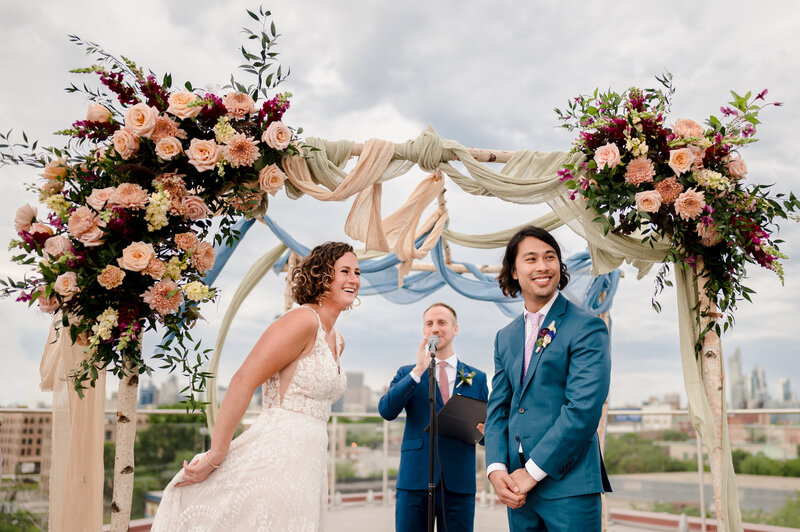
[378,360,488,494]
[485,293,612,500]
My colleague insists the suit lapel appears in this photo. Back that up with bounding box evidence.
[520,293,568,396]
[507,315,526,391]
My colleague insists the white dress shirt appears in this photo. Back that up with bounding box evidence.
[487,291,559,482]
[409,353,458,398]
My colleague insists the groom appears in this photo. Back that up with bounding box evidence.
[379,303,488,532]
[485,226,611,531]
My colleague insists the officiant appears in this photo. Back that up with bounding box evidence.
[378,302,489,532]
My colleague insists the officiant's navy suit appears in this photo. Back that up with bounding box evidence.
[379,359,487,532]
[485,293,611,531]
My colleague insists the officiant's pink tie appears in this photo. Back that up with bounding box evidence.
[438,361,450,404]
[523,312,542,383]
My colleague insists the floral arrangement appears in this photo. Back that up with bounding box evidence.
[555,74,799,332]
[1,8,298,401]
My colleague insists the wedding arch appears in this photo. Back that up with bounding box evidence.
[203,126,738,529]
[3,8,795,532]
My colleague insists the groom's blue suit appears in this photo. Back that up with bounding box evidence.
[485,293,611,531]
[379,359,488,532]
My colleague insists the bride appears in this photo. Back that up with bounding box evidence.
[152,241,360,531]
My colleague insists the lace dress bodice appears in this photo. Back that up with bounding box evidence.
[261,307,347,421]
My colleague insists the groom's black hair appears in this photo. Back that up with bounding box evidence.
[498,226,570,298]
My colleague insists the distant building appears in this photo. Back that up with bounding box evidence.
[138,379,159,408]
[749,365,770,407]
[729,348,747,409]
[339,372,376,413]
[158,375,181,405]
[776,378,793,404]
[0,411,51,476]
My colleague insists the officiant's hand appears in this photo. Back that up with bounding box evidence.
[476,423,485,435]
[489,470,526,509]
[509,467,538,495]
[411,338,428,378]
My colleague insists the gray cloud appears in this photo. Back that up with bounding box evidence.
[1,0,799,407]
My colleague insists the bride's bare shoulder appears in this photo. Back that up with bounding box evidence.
[269,306,318,336]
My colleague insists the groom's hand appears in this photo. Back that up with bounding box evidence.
[509,468,538,495]
[489,470,526,509]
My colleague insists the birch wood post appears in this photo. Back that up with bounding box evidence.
[283,251,299,313]
[694,257,726,531]
[110,357,139,531]
[436,188,453,265]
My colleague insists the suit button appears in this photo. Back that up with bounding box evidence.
[518,408,525,414]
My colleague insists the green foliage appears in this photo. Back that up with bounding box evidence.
[661,429,689,441]
[604,433,695,474]
[768,492,800,527]
[0,508,40,532]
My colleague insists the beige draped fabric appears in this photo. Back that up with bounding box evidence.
[40,315,105,532]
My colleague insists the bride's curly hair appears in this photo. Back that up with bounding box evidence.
[292,241,355,305]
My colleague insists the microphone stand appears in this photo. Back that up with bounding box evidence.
[427,342,437,532]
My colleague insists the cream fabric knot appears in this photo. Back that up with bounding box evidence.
[398,125,444,172]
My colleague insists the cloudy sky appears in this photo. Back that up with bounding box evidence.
[1,1,798,409]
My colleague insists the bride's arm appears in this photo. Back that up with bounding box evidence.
[177,309,317,485]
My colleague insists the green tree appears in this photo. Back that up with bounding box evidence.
[739,453,782,476]
[768,492,800,527]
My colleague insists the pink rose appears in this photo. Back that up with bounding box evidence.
[118,242,156,272]
[672,118,704,139]
[68,206,98,238]
[40,158,68,180]
[53,272,79,301]
[14,204,37,233]
[726,156,747,179]
[668,148,695,175]
[181,195,209,221]
[697,223,722,247]
[155,137,183,160]
[186,139,221,172]
[262,121,292,150]
[112,128,140,160]
[258,164,288,196]
[43,235,72,258]
[36,288,60,313]
[124,103,160,138]
[166,90,201,119]
[87,187,116,211]
[688,145,706,170]
[674,188,706,221]
[222,92,256,119]
[593,143,621,170]
[29,222,53,236]
[111,183,149,209]
[634,190,663,213]
[76,224,105,247]
[86,102,112,123]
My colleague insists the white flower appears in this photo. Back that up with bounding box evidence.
[183,281,212,302]
[145,190,171,231]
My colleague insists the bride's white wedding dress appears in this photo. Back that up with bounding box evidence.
[152,307,347,531]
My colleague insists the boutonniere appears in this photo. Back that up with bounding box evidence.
[456,369,476,388]
[535,321,557,353]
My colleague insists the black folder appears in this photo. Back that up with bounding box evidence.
[424,394,487,445]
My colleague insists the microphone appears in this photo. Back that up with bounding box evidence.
[426,335,440,355]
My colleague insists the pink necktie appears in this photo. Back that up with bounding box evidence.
[438,361,450,404]
[523,312,542,382]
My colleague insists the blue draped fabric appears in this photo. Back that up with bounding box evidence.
[257,214,621,318]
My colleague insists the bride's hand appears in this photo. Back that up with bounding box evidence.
[176,451,222,487]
